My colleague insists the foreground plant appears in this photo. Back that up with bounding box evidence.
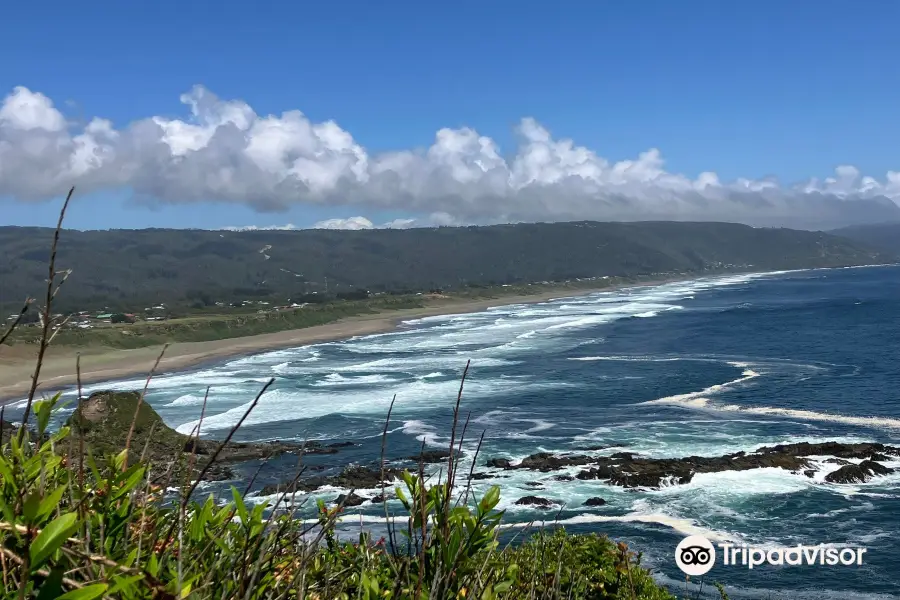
[0,391,683,599]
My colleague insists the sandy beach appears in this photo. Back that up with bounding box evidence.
[0,284,634,404]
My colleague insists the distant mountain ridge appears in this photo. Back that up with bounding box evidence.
[0,221,893,313]
[830,223,900,255]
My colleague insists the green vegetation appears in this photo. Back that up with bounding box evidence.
[2,220,892,316]
[0,393,688,599]
[831,223,900,255]
[5,295,424,348]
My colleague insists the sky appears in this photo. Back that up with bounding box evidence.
[3,0,900,231]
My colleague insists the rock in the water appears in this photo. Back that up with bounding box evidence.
[825,460,894,484]
[584,497,607,506]
[553,474,574,482]
[470,472,493,480]
[486,458,512,469]
[499,441,900,489]
[335,493,366,507]
[66,390,332,483]
[409,450,454,463]
[609,452,636,460]
[824,458,853,466]
[803,470,816,478]
[514,495,556,508]
[517,452,593,472]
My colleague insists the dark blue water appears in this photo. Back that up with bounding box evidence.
[18,266,900,598]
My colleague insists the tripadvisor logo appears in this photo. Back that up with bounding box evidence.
[675,535,716,576]
[675,535,868,575]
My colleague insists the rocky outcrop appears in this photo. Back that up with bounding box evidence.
[584,497,607,506]
[514,496,556,508]
[409,450,456,464]
[825,460,894,484]
[66,390,351,483]
[335,493,367,507]
[483,442,900,489]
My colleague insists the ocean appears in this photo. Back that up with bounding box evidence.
[14,265,900,598]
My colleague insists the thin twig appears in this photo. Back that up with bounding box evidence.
[75,353,85,490]
[123,344,169,462]
[188,379,273,503]
[379,395,400,560]
[21,186,74,429]
[0,298,33,347]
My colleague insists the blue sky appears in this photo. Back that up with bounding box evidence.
[2,0,900,230]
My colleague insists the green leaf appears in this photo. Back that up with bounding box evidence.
[56,583,108,600]
[113,449,129,471]
[35,567,64,600]
[111,464,146,501]
[30,512,78,567]
[37,485,67,521]
[0,457,17,490]
[147,552,159,577]
[232,487,249,524]
[22,493,41,523]
[480,485,501,512]
[108,574,144,595]
[493,580,513,593]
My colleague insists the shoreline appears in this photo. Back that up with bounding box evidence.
[0,278,685,405]
[7,263,878,406]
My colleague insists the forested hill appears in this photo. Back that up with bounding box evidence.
[831,223,900,255]
[0,221,893,312]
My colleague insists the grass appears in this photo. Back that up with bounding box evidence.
[4,296,425,349]
[4,271,695,351]
[0,188,727,599]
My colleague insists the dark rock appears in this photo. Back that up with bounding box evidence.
[328,441,356,448]
[514,495,556,508]
[524,481,544,488]
[869,453,890,462]
[470,472,493,480]
[575,444,619,451]
[202,464,236,482]
[370,493,394,503]
[825,458,853,466]
[486,458,512,469]
[583,497,607,506]
[825,460,894,484]
[410,450,455,464]
[759,442,900,460]
[553,474,574,482]
[504,440,900,490]
[296,465,401,493]
[609,452,636,460]
[258,483,303,496]
[803,470,816,478]
[517,452,593,472]
[335,493,366,507]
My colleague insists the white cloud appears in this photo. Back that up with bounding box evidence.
[2,84,900,230]
[312,216,374,230]
[221,223,299,232]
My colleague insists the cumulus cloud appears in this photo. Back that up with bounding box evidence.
[3,84,900,230]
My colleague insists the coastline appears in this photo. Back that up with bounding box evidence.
[0,279,676,405]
